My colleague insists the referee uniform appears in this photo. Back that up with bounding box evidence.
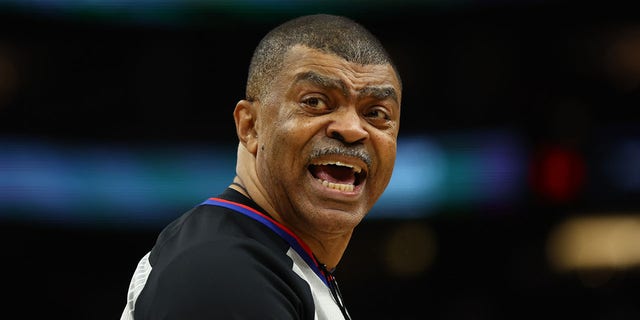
[121,188,351,319]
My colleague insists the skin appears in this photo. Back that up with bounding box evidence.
[232,44,402,269]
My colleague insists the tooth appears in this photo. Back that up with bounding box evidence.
[315,161,362,174]
[318,179,354,192]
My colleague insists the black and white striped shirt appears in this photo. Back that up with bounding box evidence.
[121,188,350,320]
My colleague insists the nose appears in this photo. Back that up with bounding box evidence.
[326,108,368,144]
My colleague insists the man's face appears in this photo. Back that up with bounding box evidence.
[254,45,401,236]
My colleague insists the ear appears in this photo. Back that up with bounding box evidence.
[234,99,259,155]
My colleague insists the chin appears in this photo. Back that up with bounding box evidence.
[318,207,366,227]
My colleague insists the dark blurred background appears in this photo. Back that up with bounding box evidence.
[1,1,640,319]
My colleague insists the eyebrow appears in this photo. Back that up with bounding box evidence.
[358,86,398,103]
[294,71,398,104]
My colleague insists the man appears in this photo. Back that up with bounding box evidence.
[121,13,402,320]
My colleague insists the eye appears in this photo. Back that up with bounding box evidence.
[301,96,331,113]
[364,107,391,121]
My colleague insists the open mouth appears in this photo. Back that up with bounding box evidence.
[308,161,366,192]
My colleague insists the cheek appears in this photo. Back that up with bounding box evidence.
[375,138,398,182]
[259,126,297,169]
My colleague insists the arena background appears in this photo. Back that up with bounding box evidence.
[1,1,639,319]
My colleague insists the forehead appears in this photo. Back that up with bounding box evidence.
[279,45,402,94]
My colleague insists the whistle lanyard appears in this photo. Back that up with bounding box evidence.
[201,198,352,320]
[318,261,352,320]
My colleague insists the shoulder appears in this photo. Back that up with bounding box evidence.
[150,202,293,278]
[150,203,282,260]
[138,238,314,319]
[135,205,315,319]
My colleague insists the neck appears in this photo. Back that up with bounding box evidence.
[228,177,351,270]
[302,231,352,270]
[232,144,353,270]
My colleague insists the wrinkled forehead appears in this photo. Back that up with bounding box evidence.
[279,45,402,98]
